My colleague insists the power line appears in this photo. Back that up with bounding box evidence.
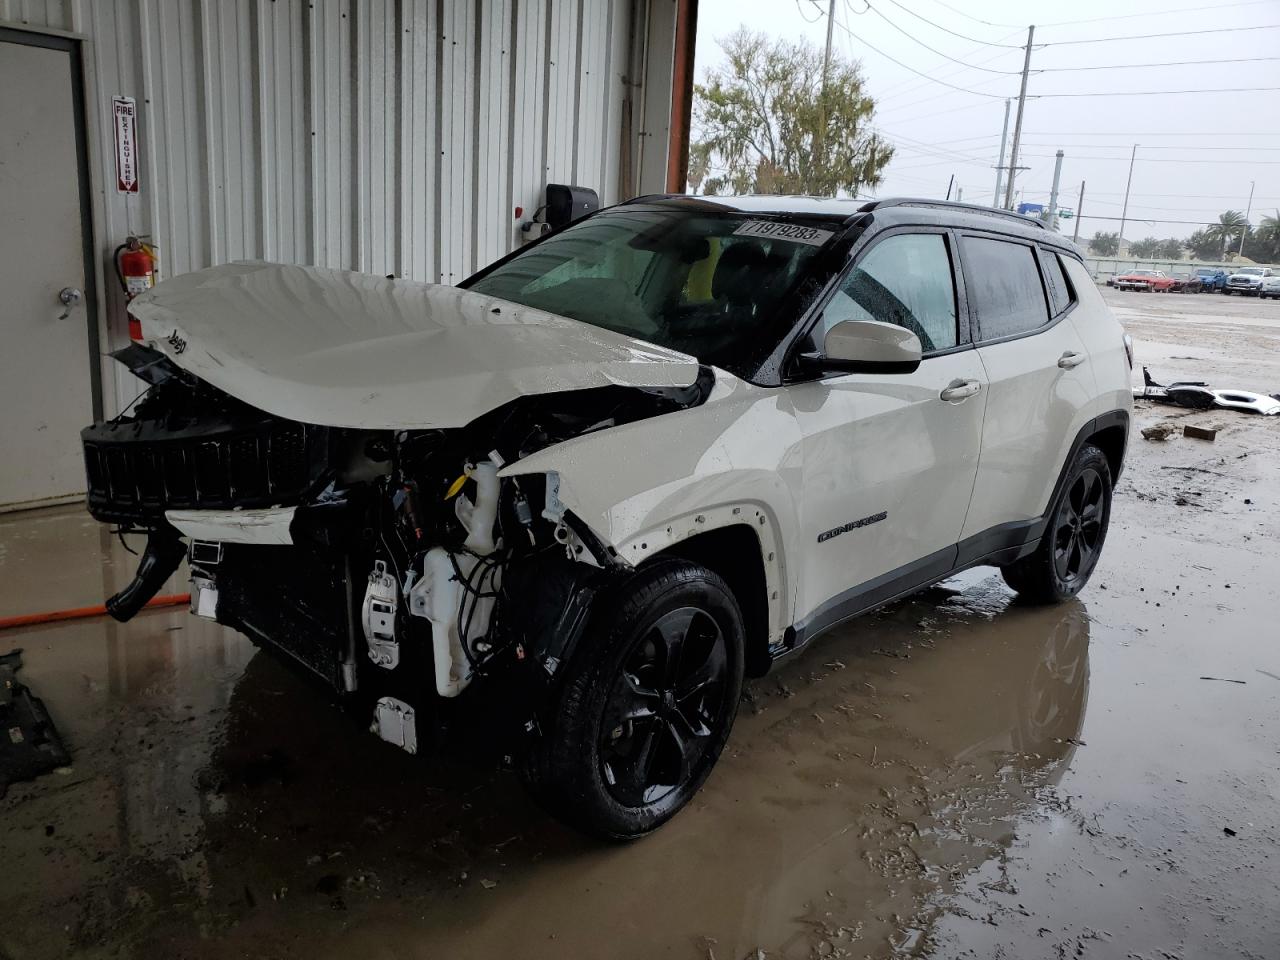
[1075,214,1244,226]
[917,0,1275,32]
[886,99,1002,124]
[863,3,1024,74]
[871,29,1026,104]
[1029,189,1280,201]
[795,0,823,24]
[1045,25,1280,46]
[1034,0,1276,29]
[1034,86,1280,98]
[1038,56,1280,73]
[1021,131,1280,138]
[885,135,999,164]
[1018,143,1280,152]
[874,0,1028,49]
[1020,152,1280,164]
[828,12,1009,97]
[875,72,1013,115]
[917,0,1023,30]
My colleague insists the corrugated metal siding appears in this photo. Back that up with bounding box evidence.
[5,0,649,415]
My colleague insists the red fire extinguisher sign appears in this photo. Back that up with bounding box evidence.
[113,96,139,194]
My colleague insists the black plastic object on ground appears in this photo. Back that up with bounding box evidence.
[0,650,70,797]
[1137,367,1215,409]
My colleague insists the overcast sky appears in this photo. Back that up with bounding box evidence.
[693,0,1280,243]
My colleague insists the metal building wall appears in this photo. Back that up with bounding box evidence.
[1,0,667,416]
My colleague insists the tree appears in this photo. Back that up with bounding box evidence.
[687,142,712,194]
[1252,210,1280,263]
[1185,228,1221,261]
[1157,238,1184,260]
[1205,210,1248,259]
[1088,231,1120,257]
[693,29,892,197]
[1129,237,1161,259]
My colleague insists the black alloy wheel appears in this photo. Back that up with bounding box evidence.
[521,560,745,839]
[599,607,729,807]
[1051,466,1106,588]
[1001,443,1113,604]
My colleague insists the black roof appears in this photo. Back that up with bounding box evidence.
[623,194,1081,256]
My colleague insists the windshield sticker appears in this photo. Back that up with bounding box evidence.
[732,220,835,247]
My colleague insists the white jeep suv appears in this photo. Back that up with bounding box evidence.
[81,197,1132,838]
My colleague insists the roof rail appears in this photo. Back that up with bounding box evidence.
[858,197,1046,230]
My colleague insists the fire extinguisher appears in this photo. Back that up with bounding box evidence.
[113,235,158,341]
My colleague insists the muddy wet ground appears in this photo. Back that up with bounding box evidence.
[1,286,1278,959]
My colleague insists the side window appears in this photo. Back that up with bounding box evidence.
[962,236,1050,341]
[1040,249,1076,317]
[821,233,958,353]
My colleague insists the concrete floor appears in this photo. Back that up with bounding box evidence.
[1,287,1278,959]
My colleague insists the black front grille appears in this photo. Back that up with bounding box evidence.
[82,417,324,522]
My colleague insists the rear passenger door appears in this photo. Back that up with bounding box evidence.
[959,235,1095,546]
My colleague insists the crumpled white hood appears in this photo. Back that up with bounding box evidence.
[128,262,700,429]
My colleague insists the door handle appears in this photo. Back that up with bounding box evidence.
[1057,351,1086,369]
[57,286,83,320]
[940,378,981,402]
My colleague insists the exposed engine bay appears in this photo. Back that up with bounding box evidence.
[83,344,713,751]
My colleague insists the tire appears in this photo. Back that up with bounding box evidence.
[1001,444,1113,604]
[521,560,745,839]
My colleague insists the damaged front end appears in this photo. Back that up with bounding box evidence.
[83,344,711,751]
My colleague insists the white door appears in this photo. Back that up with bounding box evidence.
[958,236,1095,539]
[788,230,986,627]
[0,33,96,510]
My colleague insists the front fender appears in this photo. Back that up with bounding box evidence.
[498,372,802,647]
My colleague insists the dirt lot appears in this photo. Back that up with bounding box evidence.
[1,286,1277,960]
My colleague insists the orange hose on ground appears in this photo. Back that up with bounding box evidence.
[0,594,190,631]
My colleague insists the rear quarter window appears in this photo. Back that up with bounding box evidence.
[1040,249,1076,317]
[961,236,1050,341]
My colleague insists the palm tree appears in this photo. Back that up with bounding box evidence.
[1255,210,1280,262]
[1205,210,1248,258]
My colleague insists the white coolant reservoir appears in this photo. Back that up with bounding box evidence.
[407,458,502,697]
[455,460,499,554]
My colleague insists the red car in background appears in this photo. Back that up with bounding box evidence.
[1114,269,1175,292]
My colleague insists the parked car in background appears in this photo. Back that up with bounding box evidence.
[1224,266,1273,295]
[1194,267,1229,292]
[1169,272,1202,294]
[1114,269,1174,292]
[1260,275,1280,300]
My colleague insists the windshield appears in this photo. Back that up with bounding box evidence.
[1131,270,1156,276]
[1237,267,1263,276]
[1195,269,1214,276]
[465,207,838,375]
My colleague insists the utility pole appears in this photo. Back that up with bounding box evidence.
[1118,144,1138,257]
[993,98,1011,207]
[818,0,835,162]
[1239,179,1255,258]
[1044,149,1064,230]
[1003,26,1035,210]
[956,185,963,202]
[1072,180,1085,244]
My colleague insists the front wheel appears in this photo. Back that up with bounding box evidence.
[1002,444,1113,604]
[521,560,745,839]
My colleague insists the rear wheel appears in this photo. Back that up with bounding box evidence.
[521,560,745,839]
[1002,444,1112,604]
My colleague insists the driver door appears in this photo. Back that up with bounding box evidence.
[786,229,987,631]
